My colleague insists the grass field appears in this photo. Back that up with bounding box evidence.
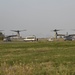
[0,41,75,75]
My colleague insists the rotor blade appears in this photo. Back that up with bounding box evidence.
[11,30,26,32]
[19,30,26,31]
[51,29,60,32]
[11,30,19,32]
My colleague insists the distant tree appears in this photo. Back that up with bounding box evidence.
[0,32,4,40]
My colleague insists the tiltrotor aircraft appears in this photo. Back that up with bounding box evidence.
[11,30,26,38]
[3,35,17,41]
[52,29,75,41]
[0,30,17,41]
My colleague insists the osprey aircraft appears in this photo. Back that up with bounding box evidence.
[0,30,17,41]
[3,35,17,41]
[11,30,26,38]
[52,29,75,41]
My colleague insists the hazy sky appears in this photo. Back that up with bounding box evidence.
[0,0,75,38]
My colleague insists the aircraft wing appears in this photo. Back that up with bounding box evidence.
[5,35,17,37]
[57,34,65,36]
[69,34,75,36]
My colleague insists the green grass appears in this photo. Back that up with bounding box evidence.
[0,41,75,75]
